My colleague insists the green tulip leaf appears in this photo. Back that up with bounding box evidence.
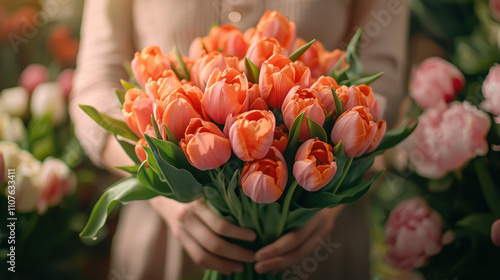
[306,117,327,142]
[456,213,497,236]
[120,79,137,90]
[114,89,126,105]
[366,119,419,155]
[351,71,384,86]
[173,45,190,81]
[244,57,260,84]
[79,104,139,141]
[289,39,316,62]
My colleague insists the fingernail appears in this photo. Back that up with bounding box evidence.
[233,265,243,273]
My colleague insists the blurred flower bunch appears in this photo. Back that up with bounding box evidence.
[370,1,500,279]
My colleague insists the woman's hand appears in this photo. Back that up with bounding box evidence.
[254,205,345,274]
[150,197,257,275]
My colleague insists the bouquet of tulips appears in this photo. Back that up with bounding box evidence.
[79,11,415,279]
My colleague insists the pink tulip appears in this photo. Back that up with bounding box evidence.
[245,37,286,69]
[293,138,337,191]
[122,88,154,138]
[259,54,311,109]
[405,102,491,179]
[247,10,296,51]
[492,219,500,247]
[385,197,449,270]
[180,118,231,170]
[56,68,74,99]
[226,110,275,161]
[240,147,288,203]
[282,86,325,142]
[37,157,76,214]
[19,64,49,93]
[411,57,465,109]
[190,51,239,90]
[481,64,500,121]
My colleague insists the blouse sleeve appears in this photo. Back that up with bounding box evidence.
[346,0,409,127]
[69,0,135,166]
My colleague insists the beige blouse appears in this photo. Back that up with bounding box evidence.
[70,1,409,279]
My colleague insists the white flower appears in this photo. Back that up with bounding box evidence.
[30,82,67,125]
[36,157,76,213]
[0,87,30,117]
[0,114,26,142]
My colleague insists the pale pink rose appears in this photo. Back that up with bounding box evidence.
[385,197,449,270]
[19,64,49,93]
[56,69,74,99]
[492,219,500,247]
[406,102,491,179]
[481,64,500,121]
[410,57,465,109]
[36,157,76,214]
[490,0,500,22]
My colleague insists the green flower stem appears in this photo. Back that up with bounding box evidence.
[332,157,353,194]
[249,200,264,238]
[19,212,39,245]
[276,180,298,237]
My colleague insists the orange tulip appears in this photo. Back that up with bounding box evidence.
[122,88,154,138]
[331,106,378,158]
[190,51,239,90]
[189,25,248,60]
[248,11,296,51]
[247,83,269,111]
[145,70,182,99]
[202,68,249,124]
[320,49,348,76]
[344,84,380,120]
[240,147,288,203]
[131,46,171,88]
[180,118,231,171]
[259,54,311,109]
[293,138,337,191]
[245,37,286,69]
[135,125,156,163]
[272,124,289,154]
[153,85,207,140]
[311,76,340,115]
[226,110,275,161]
[282,86,325,142]
[366,120,386,153]
[294,38,324,79]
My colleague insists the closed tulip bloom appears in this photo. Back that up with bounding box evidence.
[37,157,76,214]
[19,64,49,93]
[31,83,67,125]
[320,49,348,76]
[131,46,171,88]
[180,118,231,170]
[154,85,206,140]
[272,124,288,154]
[122,88,154,138]
[247,10,296,51]
[189,25,248,60]
[245,37,286,69]
[247,83,269,111]
[294,38,324,79]
[331,106,378,158]
[190,51,239,90]
[311,76,340,115]
[227,110,275,161]
[293,138,337,191]
[411,57,465,109]
[282,86,325,142]
[259,53,311,109]
[340,84,381,120]
[202,68,249,124]
[240,147,288,203]
[134,125,156,163]
[145,70,182,100]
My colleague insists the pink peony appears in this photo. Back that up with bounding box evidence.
[410,57,465,109]
[481,64,500,122]
[385,197,451,270]
[406,102,491,179]
[19,64,49,93]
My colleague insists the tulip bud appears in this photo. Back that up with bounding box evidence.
[19,64,49,93]
[190,52,239,90]
[0,86,30,117]
[36,157,76,214]
[240,147,288,203]
[310,76,340,115]
[249,11,296,51]
[30,83,67,125]
[492,219,500,247]
[227,110,275,161]
[331,106,378,158]
[180,118,231,170]
[0,115,26,142]
[122,88,154,138]
[245,37,286,69]
[293,138,337,191]
[282,86,325,142]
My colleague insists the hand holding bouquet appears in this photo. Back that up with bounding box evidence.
[79,11,415,279]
